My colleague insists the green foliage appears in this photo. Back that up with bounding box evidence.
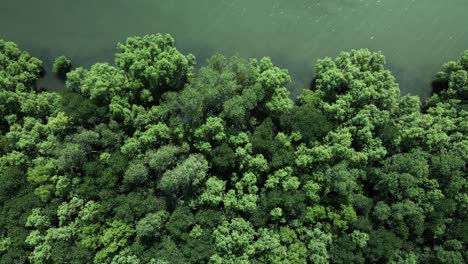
[159,54,291,126]
[431,50,468,104]
[67,63,139,105]
[0,37,467,264]
[212,218,256,261]
[115,34,195,93]
[198,177,226,206]
[95,221,133,263]
[286,90,333,143]
[146,144,188,173]
[0,39,42,92]
[136,210,169,241]
[123,160,148,186]
[158,154,209,195]
[52,55,72,78]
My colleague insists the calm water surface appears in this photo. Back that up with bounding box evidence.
[1,0,467,97]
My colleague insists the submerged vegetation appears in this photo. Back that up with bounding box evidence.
[0,34,466,263]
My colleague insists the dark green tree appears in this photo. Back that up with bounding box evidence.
[52,55,72,78]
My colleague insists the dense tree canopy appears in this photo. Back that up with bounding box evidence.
[0,35,466,263]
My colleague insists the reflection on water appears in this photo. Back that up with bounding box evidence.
[1,0,467,97]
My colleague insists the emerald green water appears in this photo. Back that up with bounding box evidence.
[1,0,467,97]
